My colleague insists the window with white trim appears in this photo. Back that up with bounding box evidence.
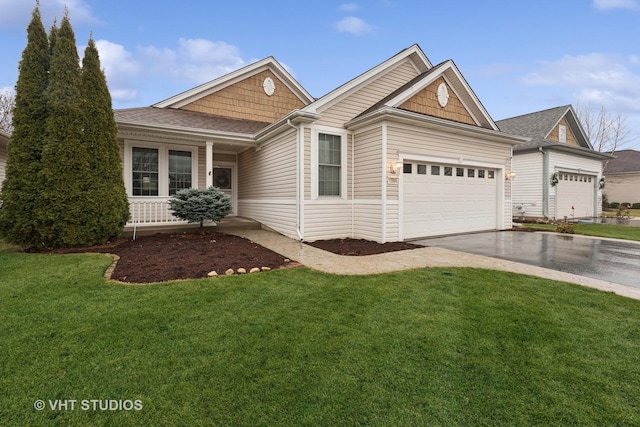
[318,133,342,196]
[132,147,159,196]
[128,144,197,197]
[168,150,192,195]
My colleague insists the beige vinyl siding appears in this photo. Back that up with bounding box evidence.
[353,126,383,199]
[0,140,7,183]
[606,174,640,204]
[386,123,513,230]
[317,60,420,128]
[180,70,304,123]
[237,129,297,236]
[303,203,354,241]
[512,152,544,218]
[303,127,312,200]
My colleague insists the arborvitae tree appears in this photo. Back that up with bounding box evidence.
[38,12,91,247]
[0,3,49,247]
[81,37,130,242]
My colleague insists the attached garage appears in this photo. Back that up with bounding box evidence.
[555,172,597,219]
[401,160,501,239]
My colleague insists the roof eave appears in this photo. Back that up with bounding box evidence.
[117,120,258,146]
[517,142,612,159]
[345,107,527,145]
[254,110,321,142]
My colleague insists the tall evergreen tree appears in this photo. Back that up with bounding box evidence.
[81,37,130,242]
[38,11,91,247]
[0,3,49,247]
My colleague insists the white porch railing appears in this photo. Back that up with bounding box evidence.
[127,197,186,227]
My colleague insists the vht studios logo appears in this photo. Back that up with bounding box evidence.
[34,399,143,411]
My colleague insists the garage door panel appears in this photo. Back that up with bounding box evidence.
[402,161,498,239]
[556,173,595,219]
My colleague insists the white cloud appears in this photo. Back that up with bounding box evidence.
[335,16,373,36]
[339,3,359,11]
[593,0,639,10]
[522,53,640,112]
[0,0,99,28]
[93,38,249,104]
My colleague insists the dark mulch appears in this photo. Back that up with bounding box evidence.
[307,238,420,256]
[47,232,419,283]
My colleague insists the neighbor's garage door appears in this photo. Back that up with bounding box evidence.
[556,172,596,219]
[402,161,499,239]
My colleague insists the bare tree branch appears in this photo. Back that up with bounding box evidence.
[0,88,15,133]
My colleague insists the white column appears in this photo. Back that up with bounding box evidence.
[206,141,213,187]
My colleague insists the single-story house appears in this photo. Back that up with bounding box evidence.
[496,105,610,221]
[115,44,526,242]
[0,129,9,185]
[603,149,640,206]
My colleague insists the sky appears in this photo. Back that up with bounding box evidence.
[0,0,639,149]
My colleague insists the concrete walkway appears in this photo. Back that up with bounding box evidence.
[230,229,640,301]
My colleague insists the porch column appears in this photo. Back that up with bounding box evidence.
[206,141,213,187]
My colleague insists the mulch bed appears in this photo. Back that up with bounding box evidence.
[48,232,420,283]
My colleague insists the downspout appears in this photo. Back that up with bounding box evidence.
[541,147,551,220]
[286,119,304,241]
[351,133,355,238]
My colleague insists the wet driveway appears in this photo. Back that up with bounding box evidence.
[414,231,640,288]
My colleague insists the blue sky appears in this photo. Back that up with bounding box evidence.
[0,0,639,148]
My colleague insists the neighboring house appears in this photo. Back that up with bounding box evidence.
[115,44,525,242]
[497,105,610,221]
[0,129,9,185]
[603,149,640,205]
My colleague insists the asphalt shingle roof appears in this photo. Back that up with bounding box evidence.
[495,105,570,148]
[114,107,271,135]
[605,149,640,173]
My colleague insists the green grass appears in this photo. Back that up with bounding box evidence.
[603,208,640,218]
[2,248,640,426]
[523,222,640,241]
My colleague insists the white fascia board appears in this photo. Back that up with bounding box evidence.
[153,57,314,109]
[346,107,528,146]
[303,44,431,114]
[117,121,257,145]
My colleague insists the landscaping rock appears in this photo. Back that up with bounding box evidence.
[207,271,218,277]
[261,267,271,271]
[237,268,247,274]
[225,268,234,276]
[249,267,260,273]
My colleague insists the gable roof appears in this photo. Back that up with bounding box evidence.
[303,44,432,114]
[153,57,314,109]
[355,59,498,130]
[496,105,591,149]
[604,149,640,174]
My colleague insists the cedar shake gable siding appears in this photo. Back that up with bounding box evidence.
[399,77,475,126]
[180,70,306,123]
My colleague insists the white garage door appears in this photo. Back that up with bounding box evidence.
[402,162,499,239]
[556,172,596,219]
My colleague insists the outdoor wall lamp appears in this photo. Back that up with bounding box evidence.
[505,170,517,180]
[389,161,403,174]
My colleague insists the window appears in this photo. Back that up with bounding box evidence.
[132,147,159,196]
[559,125,567,143]
[169,150,192,195]
[431,165,440,175]
[417,164,427,174]
[403,163,413,174]
[456,167,464,177]
[444,166,452,176]
[468,168,475,178]
[488,170,495,179]
[318,133,341,196]
[478,170,485,178]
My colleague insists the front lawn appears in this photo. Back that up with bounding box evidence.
[523,222,640,241]
[1,249,640,426]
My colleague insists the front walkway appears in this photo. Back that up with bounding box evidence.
[230,229,640,301]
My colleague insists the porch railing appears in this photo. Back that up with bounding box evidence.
[127,198,186,227]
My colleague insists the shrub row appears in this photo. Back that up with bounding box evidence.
[605,202,640,209]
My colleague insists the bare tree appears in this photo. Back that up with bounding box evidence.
[575,103,636,172]
[0,88,15,133]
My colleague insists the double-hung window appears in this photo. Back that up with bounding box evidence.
[168,150,192,195]
[318,133,342,196]
[132,147,159,196]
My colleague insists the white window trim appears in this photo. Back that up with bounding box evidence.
[124,140,199,197]
[311,126,348,200]
[558,125,567,143]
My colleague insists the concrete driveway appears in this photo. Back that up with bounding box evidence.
[413,231,640,288]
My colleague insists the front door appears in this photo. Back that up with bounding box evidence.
[213,166,236,215]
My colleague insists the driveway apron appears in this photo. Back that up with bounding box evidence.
[414,231,640,288]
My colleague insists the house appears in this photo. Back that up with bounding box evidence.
[0,129,9,185]
[496,105,610,221]
[115,44,526,242]
[603,150,640,206]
